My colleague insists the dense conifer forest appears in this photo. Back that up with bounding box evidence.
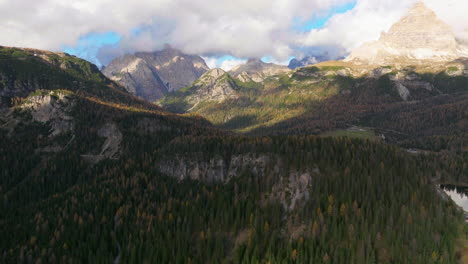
[0,47,467,263]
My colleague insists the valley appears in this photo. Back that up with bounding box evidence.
[0,1,467,263]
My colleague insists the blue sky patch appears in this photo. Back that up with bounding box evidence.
[293,1,356,32]
[63,31,121,68]
[62,2,357,68]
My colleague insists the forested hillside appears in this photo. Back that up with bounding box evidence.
[159,63,468,153]
[0,47,467,263]
[2,135,466,263]
[0,46,159,110]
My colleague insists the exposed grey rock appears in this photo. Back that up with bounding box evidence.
[336,69,349,77]
[369,67,393,78]
[395,83,411,101]
[102,55,168,102]
[81,123,122,164]
[186,69,238,106]
[268,171,314,211]
[103,46,209,101]
[229,58,290,83]
[346,2,468,64]
[158,153,274,183]
[135,47,209,92]
[21,91,75,137]
[158,153,319,210]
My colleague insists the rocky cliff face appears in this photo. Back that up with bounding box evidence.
[20,91,75,137]
[187,69,238,105]
[102,55,168,101]
[229,58,290,82]
[103,47,209,101]
[158,153,316,210]
[346,2,468,64]
[135,47,209,92]
[157,68,240,113]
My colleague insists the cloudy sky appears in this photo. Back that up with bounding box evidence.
[1,0,467,69]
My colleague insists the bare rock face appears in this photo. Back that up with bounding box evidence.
[194,69,236,102]
[157,153,317,210]
[346,2,467,64]
[103,46,209,101]
[21,91,75,137]
[81,122,123,165]
[158,153,274,183]
[229,58,290,82]
[103,55,168,102]
[135,47,209,92]
[186,69,239,106]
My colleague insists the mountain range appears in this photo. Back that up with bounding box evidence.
[158,2,467,152]
[102,46,209,101]
[1,2,467,263]
[346,2,468,64]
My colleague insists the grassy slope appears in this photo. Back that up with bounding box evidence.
[161,68,350,133]
[159,64,468,153]
[322,127,382,142]
[0,46,160,110]
[0,47,467,262]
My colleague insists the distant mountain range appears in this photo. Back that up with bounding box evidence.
[0,43,466,263]
[346,2,468,64]
[1,2,467,263]
[102,46,209,101]
[158,2,468,152]
[229,58,290,82]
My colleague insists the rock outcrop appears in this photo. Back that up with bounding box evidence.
[102,55,168,101]
[158,153,317,210]
[229,58,290,82]
[135,47,210,92]
[21,91,75,137]
[81,122,123,164]
[186,69,238,106]
[103,46,209,101]
[346,2,468,64]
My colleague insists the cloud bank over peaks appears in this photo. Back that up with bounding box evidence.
[0,0,354,65]
[1,0,468,67]
[297,0,468,53]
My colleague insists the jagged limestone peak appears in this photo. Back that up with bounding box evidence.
[346,1,465,64]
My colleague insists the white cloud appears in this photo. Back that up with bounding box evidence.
[219,58,247,71]
[202,57,218,69]
[201,56,249,71]
[1,0,467,66]
[298,0,468,52]
[0,0,353,63]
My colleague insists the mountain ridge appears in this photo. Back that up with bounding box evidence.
[1,2,468,263]
[346,2,468,64]
[102,46,209,101]
[229,58,290,82]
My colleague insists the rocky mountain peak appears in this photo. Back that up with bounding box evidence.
[380,2,457,50]
[203,68,227,80]
[103,47,209,101]
[247,58,263,64]
[229,58,289,83]
[346,1,465,64]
